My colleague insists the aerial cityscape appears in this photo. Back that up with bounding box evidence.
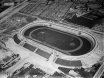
[0,0,104,78]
